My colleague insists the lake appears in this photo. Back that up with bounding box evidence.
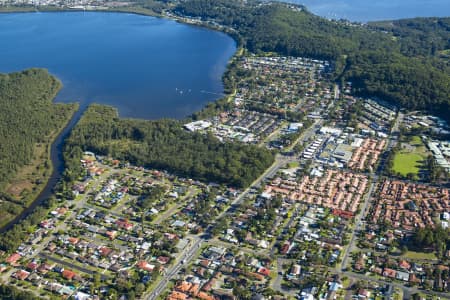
[0,12,236,119]
[283,0,450,22]
[0,11,236,232]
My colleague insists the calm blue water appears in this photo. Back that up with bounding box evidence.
[0,12,236,119]
[284,0,450,22]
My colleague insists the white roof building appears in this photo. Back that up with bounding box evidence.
[320,126,342,136]
[184,120,212,132]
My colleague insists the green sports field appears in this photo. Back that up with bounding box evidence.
[392,153,424,176]
[391,135,429,178]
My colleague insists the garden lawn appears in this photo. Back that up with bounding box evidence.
[402,250,437,260]
[287,161,300,168]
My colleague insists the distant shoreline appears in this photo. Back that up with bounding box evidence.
[0,5,238,37]
[279,0,450,22]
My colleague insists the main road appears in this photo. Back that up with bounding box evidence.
[144,120,322,299]
[340,271,450,300]
[341,110,404,272]
[145,236,202,300]
[215,119,321,223]
[340,177,377,272]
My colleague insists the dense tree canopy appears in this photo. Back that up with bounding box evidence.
[0,196,56,251]
[64,104,274,188]
[410,226,450,258]
[0,285,40,300]
[0,69,75,189]
[369,17,450,57]
[345,52,450,112]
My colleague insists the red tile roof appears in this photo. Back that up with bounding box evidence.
[157,256,170,265]
[257,267,271,277]
[27,262,39,271]
[68,237,79,245]
[5,253,21,264]
[399,260,411,270]
[167,291,188,300]
[383,268,396,278]
[62,269,77,280]
[13,270,30,280]
[137,260,154,272]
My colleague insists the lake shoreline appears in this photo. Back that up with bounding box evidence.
[283,0,450,22]
[0,5,239,39]
[0,8,238,232]
[0,10,237,119]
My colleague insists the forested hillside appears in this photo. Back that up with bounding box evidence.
[173,0,450,121]
[369,17,450,57]
[64,104,275,188]
[345,52,450,112]
[0,69,76,226]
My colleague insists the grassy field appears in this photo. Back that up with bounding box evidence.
[391,135,429,178]
[402,250,437,260]
[410,135,422,145]
[0,140,54,228]
[392,152,424,176]
[6,142,49,199]
[287,161,300,168]
[0,209,18,229]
